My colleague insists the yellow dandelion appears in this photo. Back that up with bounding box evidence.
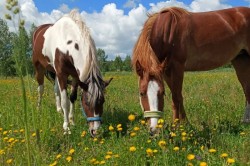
[199,162,207,166]
[187,154,195,160]
[158,118,164,124]
[0,128,2,132]
[208,148,216,153]
[3,137,8,141]
[129,146,136,152]
[32,132,36,137]
[93,138,98,142]
[100,160,105,164]
[81,131,86,137]
[6,159,13,164]
[94,161,100,164]
[113,154,119,158]
[56,154,62,159]
[187,162,194,166]
[227,158,235,164]
[181,132,187,136]
[49,161,57,166]
[116,124,122,128]
[117,127,123,131]
[170,132,176,137]
[8,138,15,143]
[100,139,105,144]
[128,114,135,121]
[220,153,228,158]
[89,158,96,163]
[130,132,136,137]
[240,132,245,136]
[133,127,140,131]
[147,139,152,143]
[158,140,166,147]
[66,156,72,162]
[0,149,5,155]
[140,120,146,125]
[69,148,75,155]
[153,149,158,153]
[105,155,112,160]
[156,124,163,128]
[173,146,179,151]
[107,151,113,155]
[200,145,204,151]
[174,118,179,123]
[182,137,187,141]
[108,125,114,131]
[146,148,153,156]
[3,131,8,135]
[21,139,25,143]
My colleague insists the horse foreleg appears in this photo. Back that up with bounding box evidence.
[168,63,186,121]
[54,78,62,114]
[232,53,250,123]
[35,64,45,109]
[69,79,78,126]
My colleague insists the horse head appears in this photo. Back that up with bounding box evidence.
[135,61,165,135]
[80,77,113,137]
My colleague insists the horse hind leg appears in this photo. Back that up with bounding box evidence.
[69,79,78,126]
[54,78,62,114]
[35,64,45,109]
[231,50,250,123]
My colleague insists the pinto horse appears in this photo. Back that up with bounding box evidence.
[32,10,112,136]
[132,7,250,133]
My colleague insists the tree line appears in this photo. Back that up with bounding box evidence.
[0,18,132,78]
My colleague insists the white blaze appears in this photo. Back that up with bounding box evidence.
[147,81,160,129]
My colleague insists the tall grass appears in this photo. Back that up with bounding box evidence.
[0,71,249,165]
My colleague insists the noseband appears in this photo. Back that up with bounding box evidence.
[144,111,163,118]
[80,96,102,122]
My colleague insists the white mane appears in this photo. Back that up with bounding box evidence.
[68,9,104,108]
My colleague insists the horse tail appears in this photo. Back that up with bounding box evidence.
[132,13,160,76]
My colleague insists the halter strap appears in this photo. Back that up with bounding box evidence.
[144,111,163,118]
[80,94,102,122]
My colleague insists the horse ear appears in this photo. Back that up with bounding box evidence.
[136,61,143,77]
[79,82,88,91]
[104,77,113,88]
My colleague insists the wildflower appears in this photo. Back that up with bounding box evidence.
[140,120,146,125]
[108,125,114,131]
[208,148,216,153]
[170,132,176,137]
[158,118,164,124]
[100,139,105,144]
[128,114,135,121]
[187,154,195,160]
[116,124,122,128]
[56,154,62,159]
[0,149,5,155]
[3,131,8,135]
[66,156,72,162]
[81,131,86,137]
[173,146,179,151]
[100,160,105,164]
[107,151,113,155]
[182,137,187,141]
[113,154,119,158]
[21,139,25,143]
[50,128,55,132]
[90,158,96,163]
[146,148,154,156]
[6,159,13,164]
[129,146,136,152]
[32,132,36,137]
[93,138,98,142]
[0,128,2,132]
[158,140,166,147]
[8,138,15,143]
[220,153,228,158]
[200,145,205,151]
[133,127,140,131]
[200,162,207,166]
[187,162,194,166]
[147,140,152,143]
[156,124,163,128]
[227,158,235,164]
[174,118,179,123]
[49,161,57,166]
[117,127,123,131]
[105,155,112,160]
[69,148,75,155]
[130,132,136,137]
[240,132,246,136]
[181,132,187,136]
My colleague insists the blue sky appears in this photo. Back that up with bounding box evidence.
[33,0,249,14]
[1,0,250,58]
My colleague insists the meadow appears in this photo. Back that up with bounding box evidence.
[0,70,249,165]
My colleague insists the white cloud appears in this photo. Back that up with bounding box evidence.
[0,0,238,59]
[123,0,137,9]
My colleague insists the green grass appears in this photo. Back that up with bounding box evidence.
[0,71,249,165]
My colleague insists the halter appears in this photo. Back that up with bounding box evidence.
[144,111,163,118]
[80,95,102,122]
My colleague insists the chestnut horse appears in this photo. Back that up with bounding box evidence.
[132,7,250,133]
[32,10,112,136]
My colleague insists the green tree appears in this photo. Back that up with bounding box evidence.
[123,55,132,71]
[0,18,16,77]
[114,55,123,71]
[96,48,108,72]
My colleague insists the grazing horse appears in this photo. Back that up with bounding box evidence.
[132,7,250,133]
[32,10,112,136]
